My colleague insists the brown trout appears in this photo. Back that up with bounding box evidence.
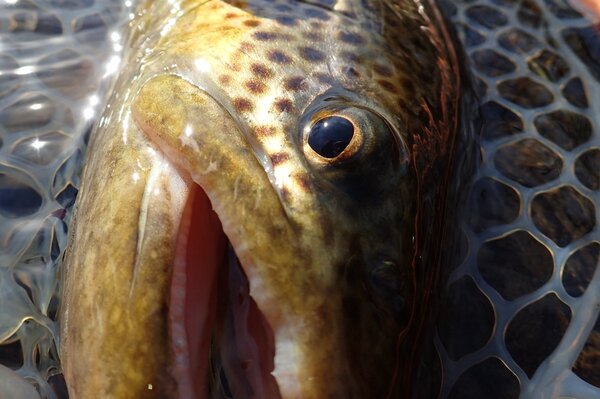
[59,0,462,398]
[1,0,599,398]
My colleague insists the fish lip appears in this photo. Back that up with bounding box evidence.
[167,181,281,399]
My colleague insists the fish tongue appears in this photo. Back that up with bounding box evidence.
[170,184,227,399]
[217,247,281,399]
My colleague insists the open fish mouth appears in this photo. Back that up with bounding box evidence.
[167,184,279,399]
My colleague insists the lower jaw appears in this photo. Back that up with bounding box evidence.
[168,184,281,399]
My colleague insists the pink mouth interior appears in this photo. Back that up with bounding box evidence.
[169,185,281,399]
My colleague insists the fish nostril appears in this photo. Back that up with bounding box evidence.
[307,116,354,158]
[369,259,408,323]
[370,260,402,293]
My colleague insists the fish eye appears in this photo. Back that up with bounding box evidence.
[307,116,355,159]
[301,106,387,165]
[300,100,408,183]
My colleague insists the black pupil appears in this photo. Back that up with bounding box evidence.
[307,116,354,158]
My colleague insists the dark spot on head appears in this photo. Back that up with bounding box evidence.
[299,46,325,62]
[314,72,334,85]
[284,76,306,92]
[310,22,323,30]
[233,97,253,113]
[398,98,410,111]
[294,175,312,192]
[344,66,361,79]
[270,152,290,166]
[417,69,430,85]
[304,8,330,21]
[276,16,297,26]
[244,19,261,27]
[256,126,276,137]
[239,42,254,53]
[280,186,291,202]
[228,0,246,7]
[378,79,397,93]
[267,50,292,64]
[250,63,273,79]
[218,75,231,85]
[306,32,323,41]
[253,31,277,41]
[227,61,241,72]
[341,51,360,63]
[245,80,267,94]
[361,21,373,31]
[373,63,393,77]
[274,98,293,113]
[225,12,238,19]
[401,78,415,93]
[384,14,399,27]
[338,31,365,45]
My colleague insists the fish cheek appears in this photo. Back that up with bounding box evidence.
[339,251,414,396]
[302,115,416,394]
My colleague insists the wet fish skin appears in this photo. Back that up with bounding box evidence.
[60,0,461,398]
[60,126,187,398]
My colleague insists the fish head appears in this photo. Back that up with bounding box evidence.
[130,1,455,398]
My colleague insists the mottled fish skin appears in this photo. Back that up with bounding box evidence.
[60,0,463,398]
[432,1,600,398]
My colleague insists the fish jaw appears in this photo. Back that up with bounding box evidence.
[60,136,191,398]
[132,74,413,399]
